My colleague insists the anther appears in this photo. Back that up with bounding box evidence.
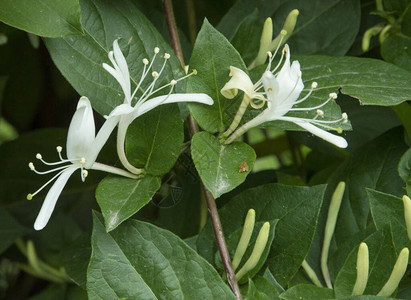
[336,127,343,134]
[82,170,88,178]
[154,47,160,54]
[267,51,272,58]
[192,69,198,75]
[80,157,86,164]
[329,92,338,99]
[280,29,287,36]
[152,71,159,78]
[142,58,149,65]
[36,153,42,160]
[317,109,324,117]
[311,82,318,89]
[56,146,62,153]
[29,162,35,171]
[342,112,348,122]
[27,194,33,200]
[164,53,170,59]
[170,80,177,86]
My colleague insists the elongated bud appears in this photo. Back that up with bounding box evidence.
[235,222,270,281]
[377,248,409,297]
[362,25,383,52]
[321,181,346,289]
[253,18,273,67]
[352,242,369,296]
[232,209,256,271]
[379,24,392,44]
[403,195,411,241]
[269,9,299,51]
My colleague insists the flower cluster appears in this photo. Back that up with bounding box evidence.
[221,44,348,148]
[27,40,213,230]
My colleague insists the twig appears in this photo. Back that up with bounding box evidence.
[162,1,242,298]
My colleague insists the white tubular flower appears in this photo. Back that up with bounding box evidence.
[28,97,137,231]
[224,45,348,149]
[102,40,213,174]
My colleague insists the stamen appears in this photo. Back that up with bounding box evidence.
[291,93,335,112]
[170,80,177,86]
[36,153,42,159]
[329,92,338,99]
[317,109,324,117]
[164,53,170,59]
[27,169,67,199]
[30,164,71,175]
[152,71,159,78]
[29,162,35,171]
[149,69,198,96]
[293,82,318,105]
[154,47,160,54]
[142,58,149,65]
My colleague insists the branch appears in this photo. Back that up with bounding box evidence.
[162,1,242,298]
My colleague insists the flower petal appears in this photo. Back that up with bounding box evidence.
[34,166,79,230]
[66,97,96,161]
[85,116,120,168]
[262,71,279,110]
[132,93,213,119]
[112,40,131,101]
[105,103,135,118]
[221,66,254,99]
[293,121,348,148]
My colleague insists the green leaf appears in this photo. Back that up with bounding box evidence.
[279,284,334,300]
[87,212,236,299]
[126,104,183,176]
[252,276,281,300]
[27,284,87,300]
[95,175,161,231]
[368,189,411,256]
[45,0,182,116]
[191,131,255,198]
[0,0,83,37]
[298,55,411,106]
[187,19,247,133]
[0,208,28,254]
[334,227,397,298]
[339,296,394,300]
[245,279,271,300]
[197,184,325,286]
[381,34,411,73]
[398,148,411,195]
[218,0,360,56]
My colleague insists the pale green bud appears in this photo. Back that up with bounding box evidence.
[352,242,369,296]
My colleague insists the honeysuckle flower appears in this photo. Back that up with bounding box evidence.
[223,45,348,148]
[28,97,137,231]
[102,40,214,174]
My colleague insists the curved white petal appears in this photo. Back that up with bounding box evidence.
[221,66,254,99]
[105,103,135,118]
[262,72,279,110]
[34,166,79,230]
[67,97,96,160]
[85,116,120,168]
[132,93,213,119]
[112,40,131,101]
[293,121,348,148]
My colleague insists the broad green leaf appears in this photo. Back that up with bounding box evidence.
[218,0,360,56]
[308,127,408,281]
[245,279,272,300]
[398,278,411,300]
[339,296,394,300]
[126,104,183,176]
[45,0,182,116]
[334,227,397,298]
[381,34,411,72]
[279,284,334,300]
[298,55,411,107]
[0,209,28,254]
[0,0,83,37]
[95,175,161,231]
[197,184,325,286]
[368,189,411,256]
[392,102,411,144]
[191,131,256,198]
[398,148,411,196]
[187,19,247,133]
[87,212,236,299]
[27,284,87,300]
[216,220,278,284]
[63,233,91,289]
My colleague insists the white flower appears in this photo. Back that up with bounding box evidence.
[222,45,348,148]
[28,97,137,231]
[102,40,214,173]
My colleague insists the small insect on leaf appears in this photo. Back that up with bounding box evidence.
[239,161,249,173]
